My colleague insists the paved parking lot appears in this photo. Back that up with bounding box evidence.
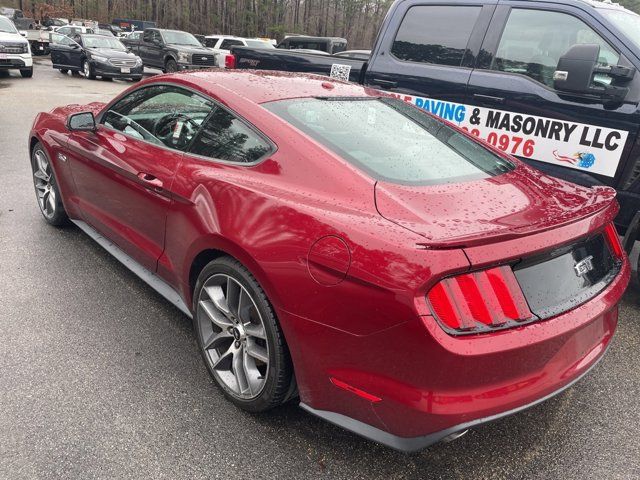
[1,58,639,479]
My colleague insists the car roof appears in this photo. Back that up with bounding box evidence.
[169,70,373,104]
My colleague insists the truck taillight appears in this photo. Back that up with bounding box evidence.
[225,54,236,69]
[604,223,623,258]
[426,266,534,334]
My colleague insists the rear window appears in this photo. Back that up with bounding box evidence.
[264,97,514,185]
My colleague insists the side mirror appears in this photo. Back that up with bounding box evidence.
[67,112,96,132]
[554,43,635,105]
[19,30,27,37]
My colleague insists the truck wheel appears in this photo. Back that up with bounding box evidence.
[20,68,33,78]
[60,69,68,74]
[82,60,95,80]
[165,58,178,73]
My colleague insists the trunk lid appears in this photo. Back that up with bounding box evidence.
[374,165,617,249]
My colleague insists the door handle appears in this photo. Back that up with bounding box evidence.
[371,78,397,89]
[473,94,505,104]
[137,172,163,190]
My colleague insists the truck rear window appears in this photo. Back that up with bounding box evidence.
[264,97,514,185]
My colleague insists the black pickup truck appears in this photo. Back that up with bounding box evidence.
[230,0,640,263]
[122,28,216,72]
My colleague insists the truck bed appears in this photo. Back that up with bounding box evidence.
[231,46,367,83]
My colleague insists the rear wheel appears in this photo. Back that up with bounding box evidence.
[31,143,68,226]
[20,67,33,78]
[60,68,68,74]
[193,257,293,412]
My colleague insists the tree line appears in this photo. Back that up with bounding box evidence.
[7,0,393,48]
[7,0,640,50]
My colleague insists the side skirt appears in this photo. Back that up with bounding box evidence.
[71,219,192,318]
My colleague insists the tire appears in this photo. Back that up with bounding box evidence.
[60,68,69,74]
[165,58,177,73]
[82,59,95,80]
[131,76,142,82]
[20,67,33,78]
[193,256,293,412]
[31,142,68,226]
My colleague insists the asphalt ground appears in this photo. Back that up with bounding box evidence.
[1,57,639,480]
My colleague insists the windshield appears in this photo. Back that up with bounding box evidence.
[0,16,18,34]
[245,39,274,48]
[162,30,201,46]
[84,36,126,50]
[600,9,640,51]
[265,97,514,185]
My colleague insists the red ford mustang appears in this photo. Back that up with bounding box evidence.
[29,70,630,451]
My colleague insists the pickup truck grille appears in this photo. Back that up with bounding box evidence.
[0,42,28,54]
[108,58,138,68]
[191,54,216,66]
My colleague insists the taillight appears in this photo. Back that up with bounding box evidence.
[604,223,624,259]
[225,54,236,69]
[427,266,534,334]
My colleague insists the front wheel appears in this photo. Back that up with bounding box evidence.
[82,60,95,80]
[31,143,68,226]
[193,257,293,412]
[164,58,177,73]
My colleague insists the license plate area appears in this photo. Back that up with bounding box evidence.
[513,233,619,319]
[121,67,130,73]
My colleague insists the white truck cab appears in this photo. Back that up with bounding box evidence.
[203,35,274,67]
[0,15,33,77]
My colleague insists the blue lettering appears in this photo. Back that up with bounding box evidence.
[454,105,466,123]
[415,98,424,108]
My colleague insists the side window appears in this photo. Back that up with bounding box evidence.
[492,9,620,87]
[143,30,154,43]
[205,37,220,48]
[220,39,244,49]
[102,85,214,151]
[391,6,482,66]
[188,107,272,163]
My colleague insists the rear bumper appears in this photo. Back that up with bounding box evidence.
[289,257,629,451]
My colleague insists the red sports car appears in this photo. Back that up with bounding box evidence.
[29,70,630,452]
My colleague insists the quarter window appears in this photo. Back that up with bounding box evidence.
[102,85,214,151]
[492,9,620,87]
[391,6,482,66]
[188,107,272,163]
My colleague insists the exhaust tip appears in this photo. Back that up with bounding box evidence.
[441,429,469,443]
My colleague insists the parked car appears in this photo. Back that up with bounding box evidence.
[124,28,216,72]
[203,35,274,67]
[230,0,640,275]
[112,18,157,33]
[28,70,629,452]
[0,7,35,30]
[93,27,115,37]
[49,33,143,81]
[55,25,94,37]
[277,35,347,54]
[334,49,370,60]
[0,14,32,77]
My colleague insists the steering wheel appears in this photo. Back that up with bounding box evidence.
[154,113,200,149]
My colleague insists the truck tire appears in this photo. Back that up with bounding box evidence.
[164,58,178,73]
[20,67,33,78]
[60,69,68,74]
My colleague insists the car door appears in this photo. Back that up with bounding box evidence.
[140,30,163,67]
[49,33,73,68]
[67,36,84,70]
[64,84,215,272]
[364,0,496,110]
[465,2,640,188]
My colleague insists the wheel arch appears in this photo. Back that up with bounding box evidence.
[185,236,284,312]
